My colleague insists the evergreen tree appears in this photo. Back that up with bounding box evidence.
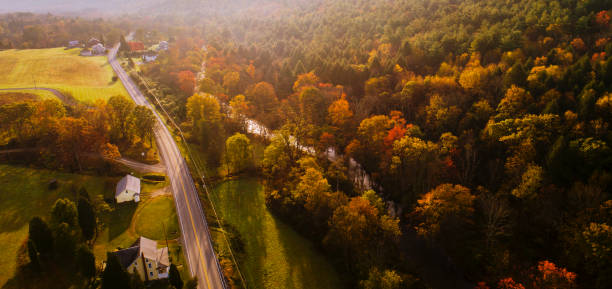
[27,239,41,273]
[28,217,54,258]
[77,194,96,241]
[102,253,131,289]
[169,263,184,289]
[76,245,96,280]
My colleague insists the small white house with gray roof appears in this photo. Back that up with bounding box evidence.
[116,174,141,203]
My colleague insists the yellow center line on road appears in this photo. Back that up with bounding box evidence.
[111,51,215,289]
[163,130,214,289]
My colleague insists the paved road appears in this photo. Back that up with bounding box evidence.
[115,157,166,173]
[108,44,226,289]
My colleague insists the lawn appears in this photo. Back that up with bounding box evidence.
[0,48,129,103]
[210,178,342,289]
[134,196,179,240]
[93,182,180,262]
[0,164,182,287]
[0,164,108,287]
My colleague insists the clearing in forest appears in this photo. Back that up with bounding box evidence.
[0,48,128,103]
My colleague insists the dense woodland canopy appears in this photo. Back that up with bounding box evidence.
[2,0,612,288]
[138,0,612,288]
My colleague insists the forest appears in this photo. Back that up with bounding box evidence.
[138,0,612,288]
[2,0,612,288]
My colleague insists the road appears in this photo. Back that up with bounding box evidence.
[108,44,226,289]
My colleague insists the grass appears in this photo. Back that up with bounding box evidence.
[93,181,178,261]
[0,163,182,287]
[134,196,179,240]
[0,164,108,287]
[210,178,342,289]
[0,90,58,105]
[0,48,129,103]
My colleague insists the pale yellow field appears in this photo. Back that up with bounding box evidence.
[0,48,128,103]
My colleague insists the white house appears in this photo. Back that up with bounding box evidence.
[115,174,141,203]
[112,237,170,281]
[68,40,80,48]
[91,43,106,55]
[157,41,169,51]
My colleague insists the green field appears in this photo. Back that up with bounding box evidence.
[0,164,181,287]
[210,178,342,289]
[0,48,129,103]
[0,164,109,287]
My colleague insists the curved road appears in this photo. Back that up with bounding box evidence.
[108,44,226,289]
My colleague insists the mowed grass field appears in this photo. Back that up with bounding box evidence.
[0,164,108,287]
[0,48,129,103]
[211,178,341,289]
[0,164,181,287]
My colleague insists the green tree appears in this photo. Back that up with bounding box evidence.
[78,195,96,241]
[76,245,96,280]
[28,217,54,258]
[27,239,41,272]
[169,263,183,289]
[225,133,253,174]
[102,253,131,289]
[54,222,77,260]
[51,198,78,227]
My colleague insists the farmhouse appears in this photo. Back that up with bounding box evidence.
[128,41,145,52]
[91,43,106,55]
[68,40,80,48]
[79,48,92,56]
[157,41,169,51]
[87,37,101,47]
[115,174,141,203]
[111,237,170,281]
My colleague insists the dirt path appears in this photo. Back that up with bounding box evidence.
[0,87,78,106]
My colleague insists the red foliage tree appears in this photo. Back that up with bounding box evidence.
[177,70,196,95]
[596,11,611,27]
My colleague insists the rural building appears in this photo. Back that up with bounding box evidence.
[91,43,106,55]
[87,37,101,47]
[111,237,170,281]
[68,40,80,48]
[79,48,92,56]
[157,41,169,51]
[143,54,158,63]
[115,174,141,203]
[128,41,145,52]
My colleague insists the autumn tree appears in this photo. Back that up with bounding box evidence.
[413,184,475,240]
[328,96,353,127]
[225,133,253,174]
[133,105,156,146]
[186,93,224,166]
[177,70,196,94]
[360,268,403,289]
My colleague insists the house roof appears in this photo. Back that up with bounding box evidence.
[128,42,145,51]
[111,237,169,270]
[115,175,141,197]
[92,43,105,50]
[112,246,139,268]
[156,247,170,267]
